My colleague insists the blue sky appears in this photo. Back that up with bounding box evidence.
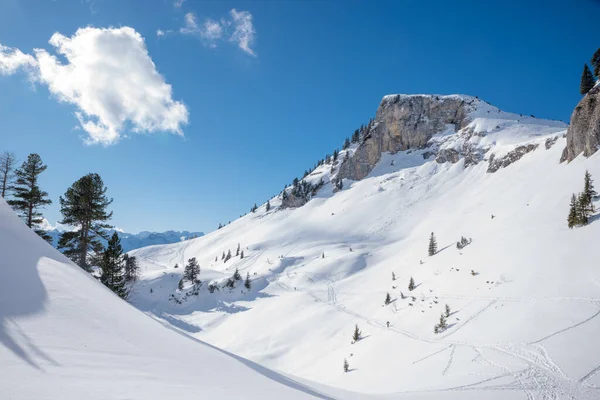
[0,0,598,233]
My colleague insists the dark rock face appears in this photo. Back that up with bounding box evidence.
[487,144,539,173]
[338,95,476,181]
[561,85,600,162]
[436,149,460,164]
[545,136,558,150]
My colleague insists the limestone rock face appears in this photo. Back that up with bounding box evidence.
[487,144,539,173]
[339,95,476,180]
[561,85,600,162]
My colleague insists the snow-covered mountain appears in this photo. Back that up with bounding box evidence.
[128,94,600,399]
[0,197,356,399]
[42,225,203,253]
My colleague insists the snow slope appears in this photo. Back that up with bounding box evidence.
[130,97,600,399]
[0,198,348,400]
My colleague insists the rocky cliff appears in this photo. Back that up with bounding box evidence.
[338,94,478,180]
[561,84,600,162]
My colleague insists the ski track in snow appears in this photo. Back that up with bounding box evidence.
[274,268,600,399]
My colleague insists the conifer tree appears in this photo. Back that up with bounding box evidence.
[428,232,437,256]
[592,48,600,78]
[385,292,392,305]
[233,268,242,281]
[333,149,339,161]
[183,257,200,283]
[343,358,349,373]
[222,251,225,260]
[266,200,271,211]
[100,233,127,299]
[352,324,361,343]
[240,250,244,259]
[445,304,451,318]
[225,249,232,262]
[408,276,415,291]
[343,137,350,150]
[0,151,17,198]
[583,170,597,213]
[581,64,595,95]
[8,153,52,242]
[392,272,396,281]
[123,254,140,283]
[236,243,240,256]
[57,173,113,270]
[578,192,589,226]
[244,272,251,289]
[438,313,448,330]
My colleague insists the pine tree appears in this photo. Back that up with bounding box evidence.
[8,153,52,242]
[183,257,200,283]
[178,279,184,290]
[224,249,232,262]
[438,313,448,330]
[57,173,113,270]
[100,233,127,299]
[384,292,392,305]
[0,151,17,198]
[240,250,244,259]
[236,243,240,256]
[218,222,223,229]
[244,272,251,289]
[343,358,349,373]
[123,254,140,282]
[583,170,596,213]
[445,304,451,318]
[392,271,396,281]
[408,276,415,291]
[222,251,225,260]
[343,137,350,150]
[333,149,339,161]
[592,48,600,78]
[578,192,589,226]
[322,252,325,259]
[352,324,361,343]
[233,268,242,281]
[581,64,595,95]
[428,232,437,256]
[266,200,271,211]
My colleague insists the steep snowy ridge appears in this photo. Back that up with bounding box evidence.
[0,197,351,399]
[130,96,600,399]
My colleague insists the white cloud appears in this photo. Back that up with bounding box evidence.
[0,27,188,146]
[229,9,256,56]
[201,19,223,46]
[173,0,185,8]
[166,9,256,56]
[0,44,37,75]
[180,12,198,34]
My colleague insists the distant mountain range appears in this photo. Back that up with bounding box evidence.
[43,225,204,253]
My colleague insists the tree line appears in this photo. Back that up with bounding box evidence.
[1,150,138,299]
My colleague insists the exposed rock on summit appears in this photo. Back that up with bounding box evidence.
[338,94,478,181]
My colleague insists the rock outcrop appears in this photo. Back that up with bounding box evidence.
[487,144,538,173]
[561,84,600,162]
[339,95,477,180]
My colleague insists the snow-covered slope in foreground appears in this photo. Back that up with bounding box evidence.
[0,198,346,400]
[131,99,600,399]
